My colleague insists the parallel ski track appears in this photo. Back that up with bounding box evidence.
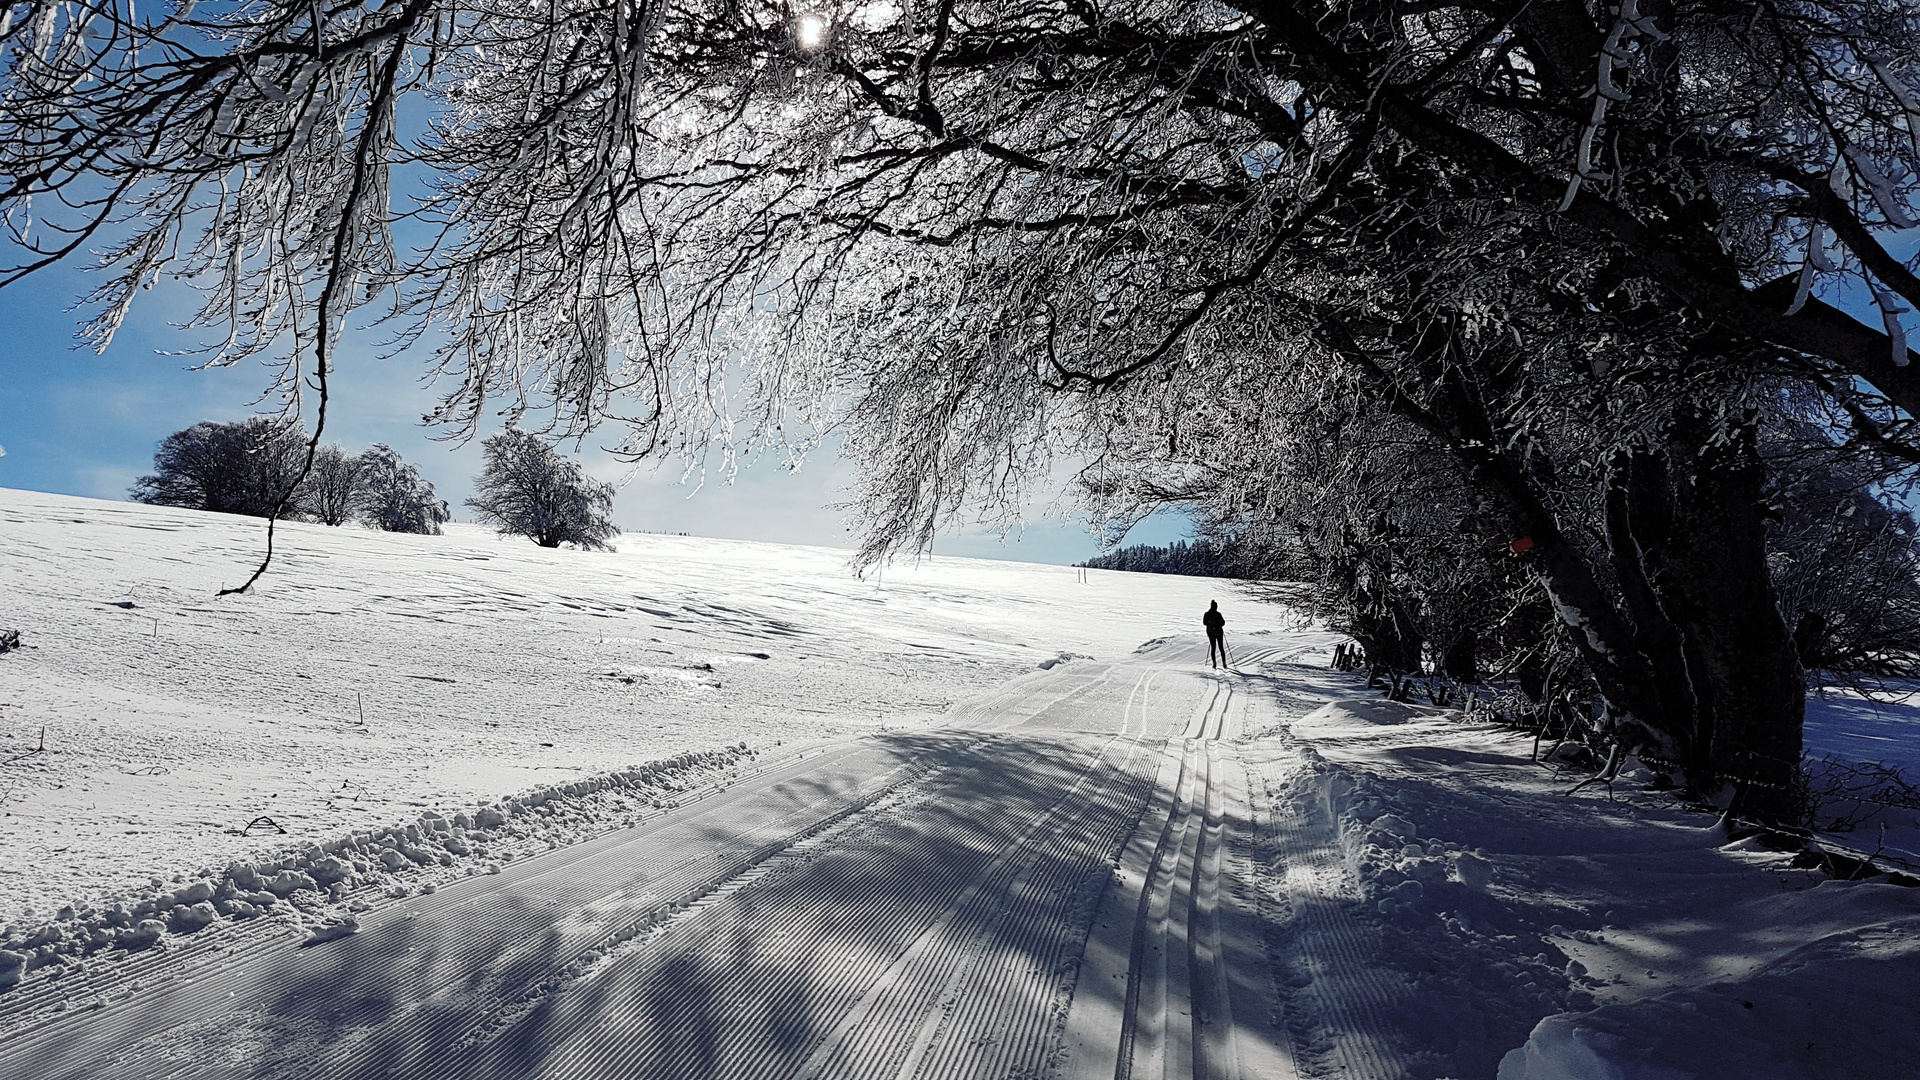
[0,737,937,1080]
[793,734,1155,1079]
[951,664,1125,733]
[1112,674,1247,1080]
[482,732,1161,1080]
[793,670,1165,1080]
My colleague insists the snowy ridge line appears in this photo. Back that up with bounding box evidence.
[509,733,1159,1080]
[0,743,762,1010]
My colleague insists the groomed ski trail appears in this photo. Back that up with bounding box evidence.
[0,637,1405,1080]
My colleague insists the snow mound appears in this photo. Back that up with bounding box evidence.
[302,916,359,947]
[1298,698,1447,731]
[1499,908,1920,1080]
[0,745,752,992]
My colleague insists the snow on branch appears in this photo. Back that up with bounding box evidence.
[1558,0,1664,212]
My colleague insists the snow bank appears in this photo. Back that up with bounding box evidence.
[1260,694,1920,1079]
[0,745,749,990]
[1500,900,1920,1080]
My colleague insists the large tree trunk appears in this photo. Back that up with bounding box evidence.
[1604,450,1707,770]
[1648,416,1806,821]
[1353,345,1805,821]
[1440,629,1478,682]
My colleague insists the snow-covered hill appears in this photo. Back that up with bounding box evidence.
[0,487,1295,920]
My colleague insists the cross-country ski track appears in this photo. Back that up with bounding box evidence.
[0,637,1401,1080]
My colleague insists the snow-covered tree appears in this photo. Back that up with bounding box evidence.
[353,444,450,535]
[465,431,618,550]
[130,419,312,519]
[300,444,366,527]
[11,0,1920,819]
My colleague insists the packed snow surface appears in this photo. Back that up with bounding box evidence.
[0,487,1296,920]
[1804,685,1920,774]
[2,487,1917,1079]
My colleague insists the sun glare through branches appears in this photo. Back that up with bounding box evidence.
[795,13,827,51]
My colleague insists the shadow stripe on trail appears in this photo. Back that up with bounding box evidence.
[0,635,1330,1080]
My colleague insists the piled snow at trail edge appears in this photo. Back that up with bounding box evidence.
[1251,695,1920,1080]
[0,746,750,989]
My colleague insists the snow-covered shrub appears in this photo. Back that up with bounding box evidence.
[465,429,619,550]
[353,444,451,535]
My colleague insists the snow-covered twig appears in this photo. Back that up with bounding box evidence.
[1559,0,1665,211]
[0,726,45,767]
[1871,285,1912,368]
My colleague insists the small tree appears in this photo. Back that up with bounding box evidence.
[354,444,450,535]
[465,430,619,550]
[130,419,310,519]
[300,444,365,526]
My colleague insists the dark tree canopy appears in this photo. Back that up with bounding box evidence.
[130,422,451,535]
[130,419,312,519]
[302,444,366,526]
[466,430,620,550]
[1079,540,1246,578]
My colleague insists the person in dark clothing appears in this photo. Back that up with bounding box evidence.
[1203,601,1227,668]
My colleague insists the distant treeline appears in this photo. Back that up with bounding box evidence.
[1078,539,1245,578]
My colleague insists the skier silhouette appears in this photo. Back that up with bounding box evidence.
[1203,600,1228,668]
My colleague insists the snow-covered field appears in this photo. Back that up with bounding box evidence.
[0,487,1298,921]
[2,486,1917,1080]
[1805,685,1920,775]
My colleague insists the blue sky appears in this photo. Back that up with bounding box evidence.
[0,256,1191,564]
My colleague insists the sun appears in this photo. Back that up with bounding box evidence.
[795,13,828,51]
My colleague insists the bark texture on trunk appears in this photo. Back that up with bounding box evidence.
[1650,418,1805,821]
